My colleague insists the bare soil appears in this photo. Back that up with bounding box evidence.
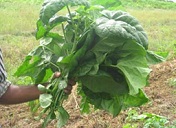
[0,60,176,128]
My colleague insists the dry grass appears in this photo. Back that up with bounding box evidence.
[0,35,38,83]
[0,1,41,83]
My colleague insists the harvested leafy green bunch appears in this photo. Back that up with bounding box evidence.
[15,0,163,127]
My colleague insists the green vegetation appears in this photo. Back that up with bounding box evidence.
[121,0,176,9]
[0,1,41,34]
[1,1,175,81]
[0,0,176,127]
[14,0,162,127]
[123,109,176,128]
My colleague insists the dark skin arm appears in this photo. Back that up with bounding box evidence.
[0,85,42,104]
[0,72,75,105]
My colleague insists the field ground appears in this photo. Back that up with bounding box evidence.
[0,1,176,128]
[0,59,176,128]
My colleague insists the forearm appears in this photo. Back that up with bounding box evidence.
[0,85,41,104]
[0,72,75,105]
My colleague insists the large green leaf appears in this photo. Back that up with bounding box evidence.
[36,16,68,39]
[82,39,150,96]
[80,70,128,95]
[40,0,90,25]
[90,0,122,10]
[91,37,125,56]
[73,59,97,77]
[116,41,151,95]
[94,10,148,49]
[100,97,122,117]
[123,89,149,108]
[82,86,122,116]
[146,50,165,65]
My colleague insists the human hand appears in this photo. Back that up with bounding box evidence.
[64,79,76,94]
[52,72,76,95]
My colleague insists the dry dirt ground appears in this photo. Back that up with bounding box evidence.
[0,59,176,128]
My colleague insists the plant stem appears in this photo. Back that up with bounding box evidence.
[62,23,69,55]
[66,5,78,54]
[49,61,60,70]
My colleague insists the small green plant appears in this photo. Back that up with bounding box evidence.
[123,109,176,128]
